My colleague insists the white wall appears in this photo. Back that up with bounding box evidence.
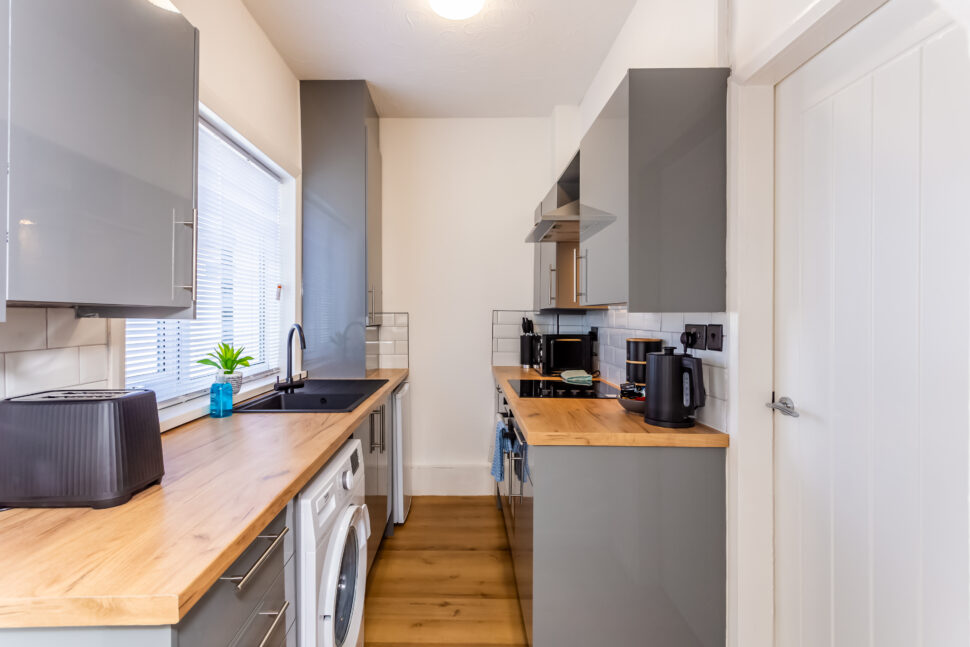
[381,118,550,494]
[172,0,302,178]
[730,0,821,69]
[577,0,724,138]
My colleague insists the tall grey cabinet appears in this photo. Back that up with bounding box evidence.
[301,81,381,377]
[579,68,728,312]
[0,0,200,320]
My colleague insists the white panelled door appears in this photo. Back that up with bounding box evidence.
[774,0,970,644]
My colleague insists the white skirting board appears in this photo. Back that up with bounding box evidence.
[409,464,494,496]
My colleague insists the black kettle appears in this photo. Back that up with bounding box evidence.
[644,347,706,428]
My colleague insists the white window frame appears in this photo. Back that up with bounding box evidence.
[111,104,299,427]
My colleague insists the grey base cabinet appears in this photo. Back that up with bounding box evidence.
[500,441,726,647]
[0,507,296,647]
[352,396,392,570]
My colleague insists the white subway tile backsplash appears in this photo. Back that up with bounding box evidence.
[613,310,628,329]
[379,354,408,370]
[493,324,521,339]
[379,340,395,355]
[366,340,379,357]
[496,311,527,325]
[696,396,727,431]
[6,348,79,397]
[495,338,518,353]
[79,345,108,384]
[394,313,409,326]
[366,355,379,370]
[394,340,409,355]
[365,327,379,342]
[47,309,107,348]
[0,309,47,353]
[492,351,521,366]
[661,313,684,333]
[379,326,408,342]
[707,365,728,400]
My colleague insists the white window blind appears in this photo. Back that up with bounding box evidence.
[126,119,282,404]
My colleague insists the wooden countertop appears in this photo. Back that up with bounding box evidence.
[493,366,728,448]
[0,369,408,629]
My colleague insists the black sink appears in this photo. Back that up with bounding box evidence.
[234,379,388,413]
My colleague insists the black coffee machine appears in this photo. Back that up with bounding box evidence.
[643,347,706,428]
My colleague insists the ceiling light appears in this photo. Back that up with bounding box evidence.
[429,0,485,20]
[146,0,181,13]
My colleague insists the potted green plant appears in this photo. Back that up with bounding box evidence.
[197,343,253,395]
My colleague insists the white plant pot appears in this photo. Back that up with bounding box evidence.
[225,373,242,395]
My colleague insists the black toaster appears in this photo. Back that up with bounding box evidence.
[0,389,164,509]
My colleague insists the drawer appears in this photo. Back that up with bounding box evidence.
[177,506,293,647]
[230,561,296,647]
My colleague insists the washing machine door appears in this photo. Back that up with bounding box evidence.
[319,504,370,647]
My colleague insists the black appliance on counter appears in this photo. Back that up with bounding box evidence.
[0,389,164,509]
[643,347,706,428]
[510,379,618,399]
[519,317,541,369]
[540,333,592,376]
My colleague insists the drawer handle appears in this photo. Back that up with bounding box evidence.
[257,599,290,647]
[220,526,289,592]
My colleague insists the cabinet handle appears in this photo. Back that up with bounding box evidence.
[219,526,289,592]
[369,410,381,453]
[576,250,587,300]
[380,404,387,454]
[257,600,290,647]
[171,208,198,301]
[572,248,577,303]
[549,265,556,303]
[368,288,376,325]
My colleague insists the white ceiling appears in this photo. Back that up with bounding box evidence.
[241,0,638,117]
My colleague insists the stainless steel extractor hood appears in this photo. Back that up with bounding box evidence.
[524,200,580,243]
[524,201,617,243]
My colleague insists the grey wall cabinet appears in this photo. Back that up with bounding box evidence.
[579,68,728,312]
[301,80,381,377]
[1,0,199,320]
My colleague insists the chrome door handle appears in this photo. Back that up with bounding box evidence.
[257,599,290,647]
[369,410,381,452]
[549,265,556,303]
[368,288,376,324]
[379,404,387,454]
[219,526,289,592]
[576,250,587,299]
[172,208,197,300]
[766,396,800,417]
[572,248,578,302]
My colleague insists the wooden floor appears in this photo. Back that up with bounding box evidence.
[364,496,528,647]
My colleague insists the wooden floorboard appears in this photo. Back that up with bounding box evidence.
[365,496,528,646]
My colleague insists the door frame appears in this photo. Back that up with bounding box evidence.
[724,2,892,646]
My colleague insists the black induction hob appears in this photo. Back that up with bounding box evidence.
[509,379,618,399]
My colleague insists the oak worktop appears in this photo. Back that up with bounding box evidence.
[493,366,728,448]
[0,369,408,629]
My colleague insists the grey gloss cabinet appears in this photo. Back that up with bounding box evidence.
[301,81,381,377]
[3,0,199,316]
[579,68,728,312]
[352,397,391,570]
[497,420,726,646]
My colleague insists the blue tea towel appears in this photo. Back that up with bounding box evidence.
[491,417,510,481]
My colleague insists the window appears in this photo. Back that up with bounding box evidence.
[125,119,283,404]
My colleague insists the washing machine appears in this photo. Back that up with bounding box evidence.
[297,439,370,647]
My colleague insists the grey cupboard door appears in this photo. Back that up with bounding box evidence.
[7,0,198,308]
[538,242,556,309]
[579,75,629,306]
